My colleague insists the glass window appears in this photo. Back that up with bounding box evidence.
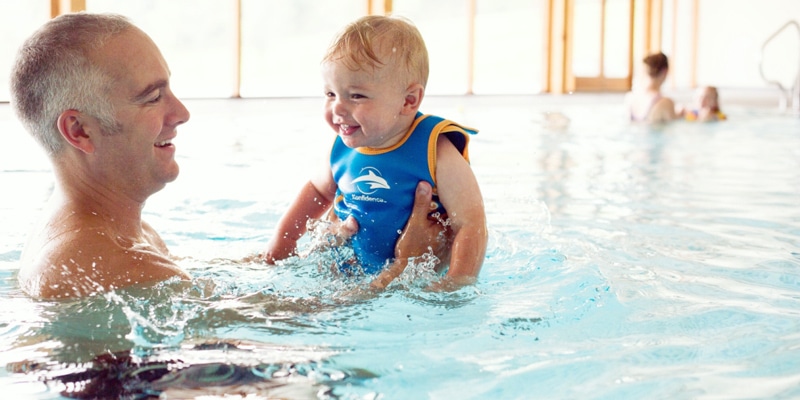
[473,0,546,94]
[572,0,602,77]
[0,2,50,102]
[603,0,631,78]
[87,0,239,98]
[393,0,471,95]
[240,0,364,97]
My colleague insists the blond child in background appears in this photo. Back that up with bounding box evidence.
[264,15,487,291]
[682,86,726,122]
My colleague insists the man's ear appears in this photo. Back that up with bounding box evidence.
[57,110,95,154]
[401,83,425,115]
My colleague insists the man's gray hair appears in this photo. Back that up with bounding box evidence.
[10,12,132,156]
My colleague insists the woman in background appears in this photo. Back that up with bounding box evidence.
[625,52,678,124]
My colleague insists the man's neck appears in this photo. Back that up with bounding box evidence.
[51,175,147,238]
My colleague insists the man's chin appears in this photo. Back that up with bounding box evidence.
[160,165,180,184]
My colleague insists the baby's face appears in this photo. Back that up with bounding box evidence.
[321,60,412,149]
[695,87,718,109]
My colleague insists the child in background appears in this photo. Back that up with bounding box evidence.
[263,15,487,290]
[683,86,726,122]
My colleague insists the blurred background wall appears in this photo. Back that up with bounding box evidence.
[1,0,798,100]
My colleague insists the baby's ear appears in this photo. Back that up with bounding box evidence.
[402,83,425,115]
[57,110,95,154]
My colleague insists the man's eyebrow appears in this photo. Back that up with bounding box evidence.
[131,79,168,102]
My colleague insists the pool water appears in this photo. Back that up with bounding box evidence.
[1,95,799,399]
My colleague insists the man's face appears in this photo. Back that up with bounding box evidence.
[88,28,190,202]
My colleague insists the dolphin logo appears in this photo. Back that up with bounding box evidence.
[352,167,390,194]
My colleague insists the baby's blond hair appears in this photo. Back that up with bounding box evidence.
[323,15,429,88]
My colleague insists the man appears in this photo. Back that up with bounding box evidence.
[11,12,441,300]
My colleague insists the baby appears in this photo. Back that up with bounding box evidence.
[683,86,726,122]
[264,15,487,290]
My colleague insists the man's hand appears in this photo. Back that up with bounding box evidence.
[369,182,448,290]
[395,181,447,260]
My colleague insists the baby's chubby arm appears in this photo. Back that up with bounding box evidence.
[263,166,338,264]
[434,135,488,288]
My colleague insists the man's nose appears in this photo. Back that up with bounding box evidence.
[171,95,190,126]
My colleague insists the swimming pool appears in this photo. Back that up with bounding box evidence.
[1,95,799,399]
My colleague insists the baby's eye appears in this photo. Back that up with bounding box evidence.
[325,91,336,99]
[350,93,366,100]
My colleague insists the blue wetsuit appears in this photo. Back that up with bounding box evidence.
[330,112,477,274]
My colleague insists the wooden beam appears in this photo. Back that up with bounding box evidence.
[51,0,86,17]
[564,0,574,92]
[546,0,568,94]
[63,0,84,14]
[650,0,662,52]
[642,0,651,55]
[627,0,634,88]
[70,0,85,12]
[600,0,607,78]
[544,0,553,92]
[574,77,630,91]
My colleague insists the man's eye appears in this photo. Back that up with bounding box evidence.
[147,92,162,103]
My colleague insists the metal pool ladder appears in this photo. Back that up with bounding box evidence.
[759,20,800,113]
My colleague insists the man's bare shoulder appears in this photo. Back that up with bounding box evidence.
[18,221,188,299]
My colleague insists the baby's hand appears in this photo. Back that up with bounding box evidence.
[295,215,360,259]
[316,213,359,246]
[331,215,359,241]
